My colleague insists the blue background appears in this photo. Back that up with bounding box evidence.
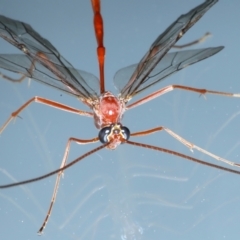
[0,0,240,239]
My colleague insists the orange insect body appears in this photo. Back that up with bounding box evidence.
[93,91,125,127]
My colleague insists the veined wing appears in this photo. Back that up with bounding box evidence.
[0,15,99,100]
[114,0,218,101]
[0,54,100,98]
[114,47,223,98]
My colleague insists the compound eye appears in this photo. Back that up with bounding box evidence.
[98,126,111,144]
[121,126,130,140]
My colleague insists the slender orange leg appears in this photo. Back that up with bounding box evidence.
[0,72,29,83]
[0,96,93,134]
[4,134,239,192]
[91,0,105,93]
[37,136,99,234]
[173,32,211,49]
[0,54,36,83]
[127,85,240,110]
[130,126,240,168]
[0,50,53,83]
[1,125,240,233]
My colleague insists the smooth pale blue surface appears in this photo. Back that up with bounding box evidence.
[0,0,240,239]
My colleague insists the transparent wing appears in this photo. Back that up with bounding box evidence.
[114,0,218,100]
[0,15,99,100]
[0,54,100,98]
[114,47,223,96]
